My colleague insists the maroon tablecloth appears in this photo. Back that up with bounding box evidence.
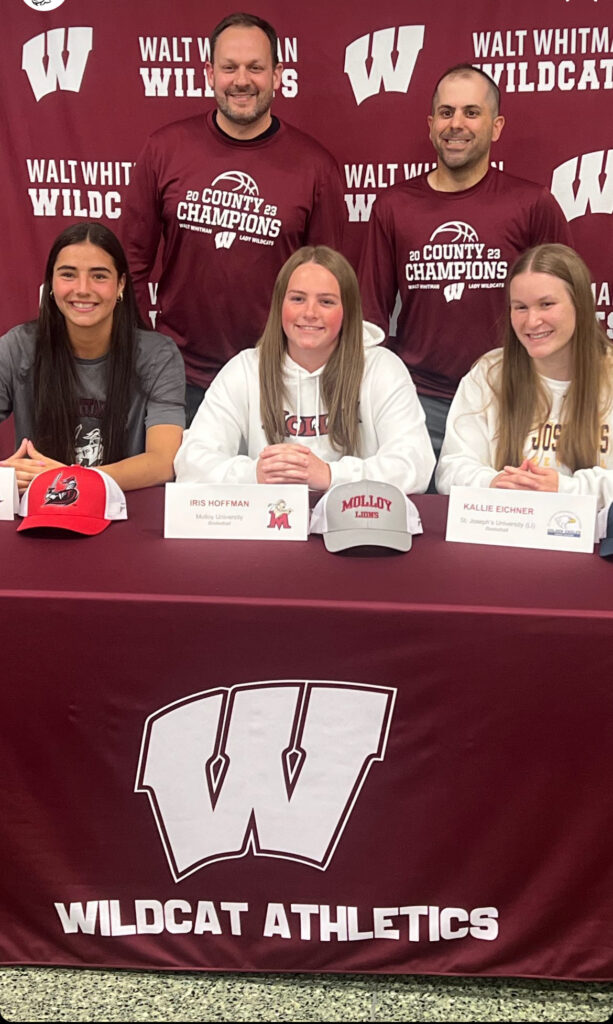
[2,490,612,978]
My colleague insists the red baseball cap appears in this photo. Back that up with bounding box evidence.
[18,466,127,535]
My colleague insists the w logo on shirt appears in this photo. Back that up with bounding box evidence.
[344,26,425,105]
[444,282,466,303]
[136,680,396,880]
[22,27,93,101]
[215,231,237,249]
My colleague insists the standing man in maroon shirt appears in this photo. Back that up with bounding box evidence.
[359,64,572,460]
[123,13,344,424]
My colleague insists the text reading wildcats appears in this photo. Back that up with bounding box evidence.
[138,36,298,98]
[26,159,133,220]
[473,25,613,92]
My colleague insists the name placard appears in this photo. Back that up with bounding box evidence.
[446,486,597,554]
[164,483,309,540]
[0,468,19,520]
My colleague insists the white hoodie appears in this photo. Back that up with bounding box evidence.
[436,348,613,506]
[174,322,434,493]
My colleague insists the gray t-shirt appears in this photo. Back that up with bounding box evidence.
[0,323,185,465]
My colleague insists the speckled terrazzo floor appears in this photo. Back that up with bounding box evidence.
[0,969,611,1022]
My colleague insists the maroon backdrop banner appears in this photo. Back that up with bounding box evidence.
[3,0,612,338]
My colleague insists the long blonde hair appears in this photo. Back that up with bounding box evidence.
[257,247,365,455]
[494,244,609,472]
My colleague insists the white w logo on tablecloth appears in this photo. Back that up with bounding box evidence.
[136,680,395,880]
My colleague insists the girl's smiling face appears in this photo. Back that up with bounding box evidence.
[52,241,125,347]
[510,270,576,380]
[282,262,344,372]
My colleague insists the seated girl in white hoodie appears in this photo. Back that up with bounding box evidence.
[436,244,613,507]
[174,246,434,493]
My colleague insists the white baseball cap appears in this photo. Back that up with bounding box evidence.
[310,480,422,552]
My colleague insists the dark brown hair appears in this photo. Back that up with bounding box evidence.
[432,63,501,115]
[34,221,147,464]
[210,12,279,66]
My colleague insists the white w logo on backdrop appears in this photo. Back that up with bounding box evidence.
[22,27,93,102]
[136,680,396,881]
[551,150,613,221]
[344,26,425,106]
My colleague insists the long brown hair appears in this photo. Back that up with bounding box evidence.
[34,221,147,464]
[494,244,609,472]
[257,246,365,455]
